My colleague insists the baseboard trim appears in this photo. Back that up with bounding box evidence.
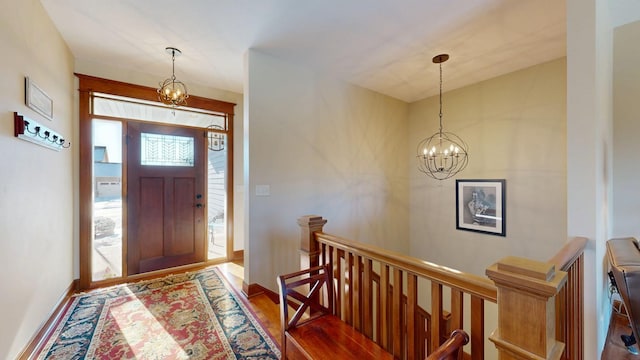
[242,281,263,298]
[242,281,279,303]
[17,279,78,360]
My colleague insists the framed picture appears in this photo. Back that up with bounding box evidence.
[456,179,506,236]
[25,77,53,121]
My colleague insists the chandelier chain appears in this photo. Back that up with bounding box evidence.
[439,61,443,135]
[171,50,177,81]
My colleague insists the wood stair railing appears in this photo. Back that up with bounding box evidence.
[427,329,470,360]
[549,237,587,360]
[297,215,586,360]
[333,249,454,359]
[299,216,496,360]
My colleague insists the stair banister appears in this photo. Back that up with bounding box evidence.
[486,256,568,360]
[297,215,581,360]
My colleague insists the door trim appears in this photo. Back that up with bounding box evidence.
[77,74,235,290]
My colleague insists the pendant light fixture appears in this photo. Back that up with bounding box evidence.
[416,54,468,180]
[158,47,189,107]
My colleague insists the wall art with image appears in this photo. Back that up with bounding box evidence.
[25,76,53,121]
[456,179,506,236]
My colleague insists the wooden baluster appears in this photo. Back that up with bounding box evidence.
[417,310,427,360]
[380,264,390,351]
[407,274,418,360]
[450,289,464,333]
[334,246,343,319]
[575,255,584,360]
[555,283,567,360]
[430,283,443,355]
[346,252,354,325]
[470,296,484,360]
[393,268,404,358]
[573,256,583,360]
[325,243,333,276]
[321,242,327,266]
[354,254,362,330]
[559,254,583,360]
[486,256,567,360]
[325,244,334,313]
[363,258,374,338]
[375,270,382,343]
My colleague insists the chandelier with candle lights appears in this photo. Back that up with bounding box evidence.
[158,47,189,107]
[416,54,468,180]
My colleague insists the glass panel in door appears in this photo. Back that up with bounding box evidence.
[207,131,227,260]
[92,119,123,281]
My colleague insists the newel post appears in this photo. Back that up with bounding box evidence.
[486,256,568,360]
[297,215,327,270]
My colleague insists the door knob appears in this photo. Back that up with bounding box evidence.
[196,203,203,208]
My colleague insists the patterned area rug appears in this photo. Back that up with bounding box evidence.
[38,267,280,359]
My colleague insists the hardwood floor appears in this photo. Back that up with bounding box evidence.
[602,304,640,359]
[216,262,282,349]
[27,262,640,359]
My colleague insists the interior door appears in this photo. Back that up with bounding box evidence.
[127,121,206,275]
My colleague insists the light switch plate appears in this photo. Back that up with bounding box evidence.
[256,185,270,196]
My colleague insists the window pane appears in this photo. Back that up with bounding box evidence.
[92,94,226,128]
[92,119,123,281]
[141,133,194,166]
[208,133,227,259]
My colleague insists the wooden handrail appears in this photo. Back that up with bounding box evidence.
[316,232,497,302]
[297,216,586,360]
[549,237,588,271]
[427,329,469,360]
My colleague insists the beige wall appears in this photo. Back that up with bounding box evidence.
[0,2,622,358]
[0,1,75,358]
[244,49,409,290]
[613,20,640,239]
[567,0,614,357]
[408,58,567,276]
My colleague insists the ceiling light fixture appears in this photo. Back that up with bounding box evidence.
[158,47,189,107]
[416,54,468,180]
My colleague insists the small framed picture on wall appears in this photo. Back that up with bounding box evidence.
[25,76,54,121]
[456,179,506,236]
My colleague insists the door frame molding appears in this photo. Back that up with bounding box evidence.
[77,74,235,290]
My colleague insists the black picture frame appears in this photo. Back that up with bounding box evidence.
[456,179,506,236]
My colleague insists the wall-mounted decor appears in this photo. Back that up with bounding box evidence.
[14,112,71,151]
[456,179,506,236]
[25,76,53,121]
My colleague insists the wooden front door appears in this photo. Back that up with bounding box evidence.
[126,122,206,275]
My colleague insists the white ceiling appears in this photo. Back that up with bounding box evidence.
[39,1,640,103]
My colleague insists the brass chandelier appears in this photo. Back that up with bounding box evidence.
[416,54,469,180]
[158,47,189,107]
